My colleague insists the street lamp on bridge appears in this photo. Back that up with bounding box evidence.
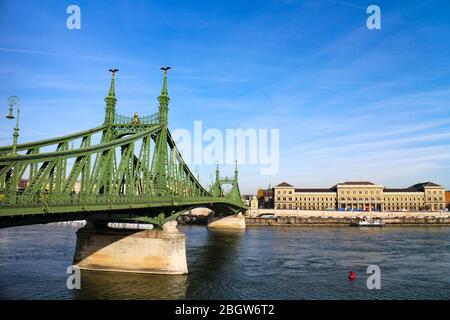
[6,96,20,155]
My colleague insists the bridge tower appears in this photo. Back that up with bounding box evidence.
[211,162,222,197]
[210,161,243,206]
[98,69,119,194]
[104,69,118,126]
[227,161,243,204]
[152,67,170,195]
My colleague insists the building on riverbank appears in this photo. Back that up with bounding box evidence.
[445,191,450,210]
[274,181,446,212]
[256,185,274,208]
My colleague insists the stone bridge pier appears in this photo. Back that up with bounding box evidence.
[73,220,188,275]
[207,212,246,230]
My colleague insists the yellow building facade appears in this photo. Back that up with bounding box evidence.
[274,181,445,212]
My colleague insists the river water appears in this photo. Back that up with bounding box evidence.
[0,224,449,299]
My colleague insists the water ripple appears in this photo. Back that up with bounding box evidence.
[0,225,449,299]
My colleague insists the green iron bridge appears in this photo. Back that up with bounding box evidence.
[0,68,247,228]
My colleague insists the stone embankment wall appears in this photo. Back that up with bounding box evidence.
[246,216,450,226]
[246,209,450,226]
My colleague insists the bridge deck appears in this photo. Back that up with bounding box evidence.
[0,195,246,217]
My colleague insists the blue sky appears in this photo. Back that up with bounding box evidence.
[1,0,450,193]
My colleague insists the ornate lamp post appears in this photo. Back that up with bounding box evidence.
[6,96,20,155]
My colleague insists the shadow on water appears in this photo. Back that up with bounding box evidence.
[195,228,245,273]
[74,269,188,300]
[184,227,245,299]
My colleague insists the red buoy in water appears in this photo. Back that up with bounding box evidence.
[348,271,356,281]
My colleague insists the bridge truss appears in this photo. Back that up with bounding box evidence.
[0,69,246,228]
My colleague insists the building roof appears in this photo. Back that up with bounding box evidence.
[273,181,442,192]
[384,188,421,193]
[338,181,375,185]
[384,182,441,192]
[409,182,442,190]
[276,182,293,187]
[295,188,335,193]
